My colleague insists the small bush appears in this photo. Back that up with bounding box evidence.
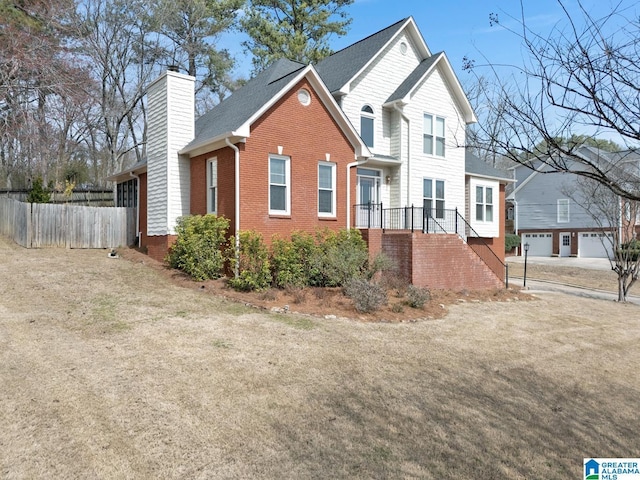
[505,234,521,252]
[344,278,388,313]
[391,303,404,313]
[617,239,640,261]
[228,230,272,291]
[271,231,318,288]
[406,285,430,309]
[27,177,51,203]
[365,253,395,280]
[166,214,229,281]
[309,229,369,287]
[259,289,277,301]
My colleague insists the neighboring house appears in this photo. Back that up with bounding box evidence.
[508,146,640,258]
[110,17,511,289]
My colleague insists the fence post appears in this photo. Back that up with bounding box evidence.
[26,202,32,248]
[380,202,383,230]
[367,201,372,229]
[455,207,459,235]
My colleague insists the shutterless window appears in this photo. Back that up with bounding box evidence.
[207,158,217,214]
[557,199,569,223]
[475,186,493,222]
[423,114,445,156]
[360,105,374,148]
[318,162,335,216]
[423,178,445,219]
[269,155,290,214]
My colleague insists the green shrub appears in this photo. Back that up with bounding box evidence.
[228,230,272,291]
[406,285,430,308]
[309,229,369,287]
[27,177,50,203]
[617,239,640,261]
[365,252,395,280]
[505,234,520,252]
[343,278,388,313]
[270,231,318,288]
[166,214,229,281]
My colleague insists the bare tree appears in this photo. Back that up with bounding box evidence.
[466,0,640,201]
[561,155,640,301]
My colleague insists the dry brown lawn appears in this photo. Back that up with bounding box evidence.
[1,235,639,479]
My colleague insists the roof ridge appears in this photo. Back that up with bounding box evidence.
[327,17,409,58]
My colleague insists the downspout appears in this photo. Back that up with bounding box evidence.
[129,171,140,247]
[512,199,519,255]
[225,137,241,278]
[346,159,368,230]
[392,103,411,205]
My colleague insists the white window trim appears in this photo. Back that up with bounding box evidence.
[423,113,446,157]
[207,158,217,214]
[423,177,445,219]
[318,162,336,217]
[475,185,494,223]
[360,105,375,148]
[557,199,570,223]
[269,154,291,215]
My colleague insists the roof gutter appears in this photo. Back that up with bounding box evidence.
[225,137,241,279]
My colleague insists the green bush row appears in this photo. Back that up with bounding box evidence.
[166,215,373,291]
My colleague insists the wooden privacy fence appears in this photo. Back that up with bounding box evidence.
[0,197,136,248]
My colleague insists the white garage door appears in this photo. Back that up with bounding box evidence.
[579,232,614,258]
[521,232,553,256]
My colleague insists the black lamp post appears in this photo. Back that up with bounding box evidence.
[523,242,530,288]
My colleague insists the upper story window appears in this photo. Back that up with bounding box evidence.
[318,162,336,217]
[360,105,375,148]
[207,158,217,214]
[269,155,290,215]
[423,114,445,156]
[475,185,494,222]
[557,199,570,223]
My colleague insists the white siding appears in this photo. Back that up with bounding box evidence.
[403,67,467,213]
[342,32,421,156]
[469,177,500,238]
[146,71,195,236]
[340,29,468,215]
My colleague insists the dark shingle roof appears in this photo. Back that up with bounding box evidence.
[184,58,306,150]
[315,18,408,93]
[465,151,511,181]
[386,53,442,104]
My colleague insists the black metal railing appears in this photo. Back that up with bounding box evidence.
[353,203,458,233]
[353,203,508,286]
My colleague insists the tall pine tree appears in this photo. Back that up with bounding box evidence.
[241,0,353,74]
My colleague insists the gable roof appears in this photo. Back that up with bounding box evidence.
[465,151,512,182]
[315,17,430,95]
[180,58,370,158]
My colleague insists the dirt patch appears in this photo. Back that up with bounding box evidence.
[120,247,531,322]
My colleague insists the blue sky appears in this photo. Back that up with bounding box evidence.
[225,0,636,84]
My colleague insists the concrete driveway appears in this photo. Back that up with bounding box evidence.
[506,255,640,306]
[506,255,613,271]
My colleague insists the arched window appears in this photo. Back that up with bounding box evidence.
[360,105,374,148]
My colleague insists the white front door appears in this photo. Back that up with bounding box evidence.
[356,168,381,227]
[560,232,571,257]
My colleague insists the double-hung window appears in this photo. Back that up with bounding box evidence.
[423,178,445,219]
[207,158,217,214]
[269,155,290,215]
[423,114,445,156]
[475,185,493,222]
[557,199,570,223]
[318,162,336,217]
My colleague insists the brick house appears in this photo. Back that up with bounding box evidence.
[110,17,512,289]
